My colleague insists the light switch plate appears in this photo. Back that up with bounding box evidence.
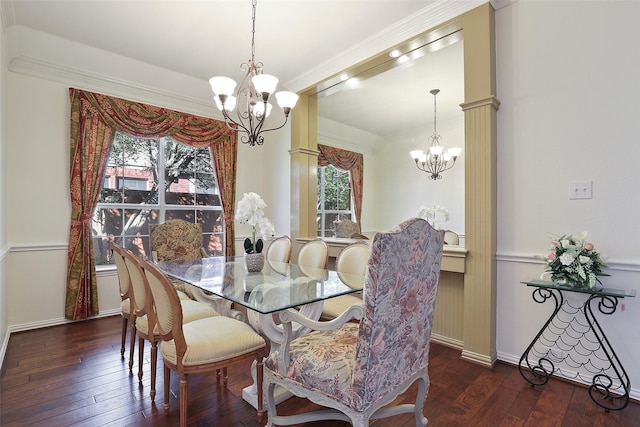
[569,181,592,199]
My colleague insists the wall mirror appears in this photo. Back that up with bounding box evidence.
[311,25,466,241]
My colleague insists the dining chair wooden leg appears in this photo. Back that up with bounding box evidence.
[180,374,189,427]
[163,365,171,414]
[120,316,128,358]
[138,336,145,382]
[128,321,136,372]
[150,341,158,402]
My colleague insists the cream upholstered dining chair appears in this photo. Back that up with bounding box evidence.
[150,219,241,320]
[140,258,266,427]
[443,229,459,246]
[120,246,219,402]
[266,235,293,264]
[321,241,370,320]
[263,218,445,427]
[266,235,292,275]
[296,238,329,279]
[111,243,190,373]
[111,242,132,359]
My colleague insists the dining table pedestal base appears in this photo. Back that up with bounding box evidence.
[242,301,324,410]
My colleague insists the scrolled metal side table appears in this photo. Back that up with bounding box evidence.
[519,279,635,412]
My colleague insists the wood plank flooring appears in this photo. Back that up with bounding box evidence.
[1,315,639,426]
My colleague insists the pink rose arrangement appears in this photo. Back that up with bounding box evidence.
[543,231,609,289]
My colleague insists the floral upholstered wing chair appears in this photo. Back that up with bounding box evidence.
[334,218,361,238]
[263,217,445,426]
[150,219,243,320]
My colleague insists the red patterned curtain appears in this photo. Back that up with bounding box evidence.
[66,88,237,320]
[317,144,364,226]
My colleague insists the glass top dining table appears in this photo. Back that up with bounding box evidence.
[155,256,364,315]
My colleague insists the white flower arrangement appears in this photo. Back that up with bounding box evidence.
[235,192,275,254]
[541,231,609,289]
[417,205,449,230]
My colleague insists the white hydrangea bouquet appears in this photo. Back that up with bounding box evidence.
[542,231,609,289]
[235,192,275,254]
[417,205,449,230]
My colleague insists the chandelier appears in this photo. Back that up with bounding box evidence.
[209,0,299,146]
[410,89,462,180]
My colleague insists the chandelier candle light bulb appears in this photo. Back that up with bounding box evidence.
[209,0,299,146]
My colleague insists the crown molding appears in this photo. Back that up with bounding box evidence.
[285,0,488,92]
[9,54,221,119]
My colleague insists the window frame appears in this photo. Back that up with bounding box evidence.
[316,164,354,238]
[93,133,225,266]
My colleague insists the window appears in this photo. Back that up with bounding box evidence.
[92,132,224,264]
[316,164,353,237]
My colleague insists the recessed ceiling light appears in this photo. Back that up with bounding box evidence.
[389,49,402,58]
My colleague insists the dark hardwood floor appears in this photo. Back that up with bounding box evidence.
[1,315,639,426]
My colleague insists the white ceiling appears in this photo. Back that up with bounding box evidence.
[6,0,480,138]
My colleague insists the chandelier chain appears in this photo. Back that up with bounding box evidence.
[251,0,257,63]
[209,0,299,146]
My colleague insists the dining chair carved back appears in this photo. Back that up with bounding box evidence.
[263,218,445,427]
[296,238,329,279]
[443,230,460,246]
[266,235,292,264]
[140,258,266,427]
[266,235,292,275]
[150,219,241,320]
[111,242,132,359]
[321,241,370,320]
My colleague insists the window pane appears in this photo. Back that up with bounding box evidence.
[322,165,351,210]
[323,212,341,237]
[198,210,224,255]
[124,233,150,260]
[123,209,155,236]
[198,209,223,233]
[93,207,124,238]
[164,140,214,206]
[165,186,195,205]
[195,172,220,205]
[93,236,112,265]
[165,209,197,223]
[203,233,224,256]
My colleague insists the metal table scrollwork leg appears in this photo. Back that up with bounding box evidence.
[584,294,630,411]
[519,287,563,387]
[519,280,634,413]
